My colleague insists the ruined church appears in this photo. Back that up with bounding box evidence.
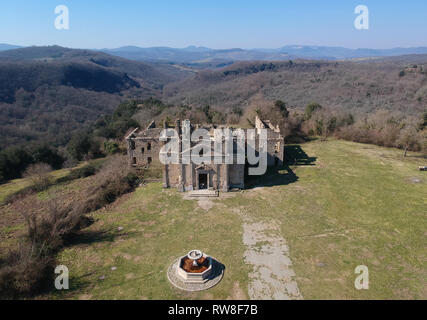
[126,117,285,192]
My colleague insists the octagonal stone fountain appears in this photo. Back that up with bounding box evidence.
[167,250,224,291]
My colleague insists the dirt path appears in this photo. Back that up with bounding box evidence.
[184,190,303,299]
[242,220,303,300]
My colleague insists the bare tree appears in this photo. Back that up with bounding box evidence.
[23,163,53,191]
[396,125,420,157]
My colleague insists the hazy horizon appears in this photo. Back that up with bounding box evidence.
[3,43,427,51]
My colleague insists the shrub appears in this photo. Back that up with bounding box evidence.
[94,100,143,139]
[274,100,289,118]
[112,100,140,120]
[67,164,97,180]
[232,106,243,116]
[104,141,120,154]
[395,125,422,156]
[84,155,139,212]
[0,246,54,299]
[305,102,323,120]
[109,118,139,139]
[23,163,53,192]
[67,132,101,161]
[0,147,33,183]
[0,195,89,298]
[32,146,65,170]
[419,112,427,131]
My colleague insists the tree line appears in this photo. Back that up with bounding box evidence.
[0,99,162,184]
[258,100,426,157]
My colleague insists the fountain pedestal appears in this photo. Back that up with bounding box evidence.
[167,250,224,291]
[176,251,213,284]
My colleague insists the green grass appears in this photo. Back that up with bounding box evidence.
[51,184,248,300]
[41,140,426,299]
[0,159,105,204]
[0,168,74,204]
[230,140,426,299]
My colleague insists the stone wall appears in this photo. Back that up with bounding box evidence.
[229,164,245,189]
[127,117,285,192]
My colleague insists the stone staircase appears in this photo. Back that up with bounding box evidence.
[188,189,219,198]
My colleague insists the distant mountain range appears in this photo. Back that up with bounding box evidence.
[102,45,427,64]
[0,44,22,51]
[2,44,427,64]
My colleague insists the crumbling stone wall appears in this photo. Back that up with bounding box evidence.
[126,117,284,192]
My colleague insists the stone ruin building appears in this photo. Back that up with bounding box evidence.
[126,117,285,193]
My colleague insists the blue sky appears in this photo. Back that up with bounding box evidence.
[0,0,426,49]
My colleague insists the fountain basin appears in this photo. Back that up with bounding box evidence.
[176,254,213,283]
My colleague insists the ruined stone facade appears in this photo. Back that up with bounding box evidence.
[126,117,285,192]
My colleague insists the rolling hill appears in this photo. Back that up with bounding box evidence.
[162,56,427,117]
[0,46,191,149]
[0,45,191,85]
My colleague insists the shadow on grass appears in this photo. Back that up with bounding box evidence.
[285,145,317,166]
[245,144,316,189]
[208,259,226,281]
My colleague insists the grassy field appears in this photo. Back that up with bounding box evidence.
[0,159,105,205]
[51,183,249,300]
[0,168,70,205]
[1,139,425,299]
[242,140,426,299]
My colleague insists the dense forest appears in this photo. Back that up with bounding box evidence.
[163,57,427,116]
[0,46,191,150]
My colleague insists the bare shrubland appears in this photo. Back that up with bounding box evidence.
[253,99,426,155]
[0,155,138,298]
